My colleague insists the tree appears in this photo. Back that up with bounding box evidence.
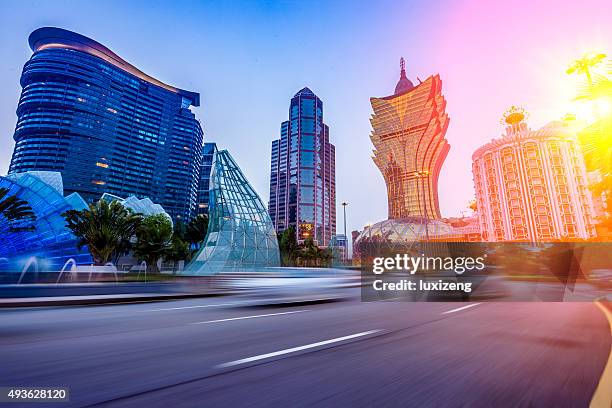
[134,214,173,273]
[567,53,606,86]
[0,187,36,231]
[568,53,612,237]
[186,214,209,249]
[63,200,142,265]
[296,237,332,267]
[164,220,191,271]
[165,234,192,266]
[278,226,299,266]
[172,219,187,241]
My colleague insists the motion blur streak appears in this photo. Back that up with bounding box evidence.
[590,301,612,408]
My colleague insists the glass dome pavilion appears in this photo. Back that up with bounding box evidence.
[185,149,280,275]
[352,217,453,261]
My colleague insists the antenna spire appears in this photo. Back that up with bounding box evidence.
[400,57,406,75]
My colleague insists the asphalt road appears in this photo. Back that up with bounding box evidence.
[0,292,610,407]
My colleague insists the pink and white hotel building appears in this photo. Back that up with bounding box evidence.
[472,112,596,241]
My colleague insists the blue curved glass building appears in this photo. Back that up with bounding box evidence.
[186,148,280,275]
[8,27,203,221]
[0,171,92,272]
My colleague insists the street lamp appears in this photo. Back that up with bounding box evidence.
[413,170,430,241]
[341,202,348,261]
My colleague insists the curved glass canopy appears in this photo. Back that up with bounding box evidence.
[0,171,92,271]
[101,193,172,227]
[185,149,280,275]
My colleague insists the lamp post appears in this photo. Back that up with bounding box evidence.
[413,170,430,241]
[341,202,348,261]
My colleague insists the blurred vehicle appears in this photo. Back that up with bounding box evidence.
[213,268,359,305]
[588,269,612,290]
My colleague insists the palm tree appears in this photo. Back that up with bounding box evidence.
[568,53,612,236]
[567,53,607,86]
[297,237,332,267]
[0,188,36,231]
[134,214,173,273]
[185,214,209,249]
[63,200,142,265]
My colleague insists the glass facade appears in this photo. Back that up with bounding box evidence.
[0,171,92,272]
[8,27,203,221]
[370,59,450,220]
[185,149,280,275]
[269,87,336,246]
[196,142,217,216]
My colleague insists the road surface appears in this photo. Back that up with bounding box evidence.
[0,292,610,407]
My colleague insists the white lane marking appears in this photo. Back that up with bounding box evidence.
[142,296,335,312]
[442,303,482,315]
[143,302,243,312]
[216,330,382,368]
[191,310,308,325]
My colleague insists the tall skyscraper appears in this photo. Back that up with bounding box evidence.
[269,87,336,246]
[196,142,217,216]
[370,58,450,220]
[472,107,596,241]
[8,27,203,220]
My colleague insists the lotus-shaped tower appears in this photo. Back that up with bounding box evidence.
[370,58,450,220]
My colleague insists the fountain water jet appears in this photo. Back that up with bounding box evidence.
[17,257,39,284]
[136,261,147,283]
[56,258,77,284]
[105,262,119,284]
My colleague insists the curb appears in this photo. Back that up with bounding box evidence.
[0,292,229,308]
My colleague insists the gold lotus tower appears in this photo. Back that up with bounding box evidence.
[370,58,450,219]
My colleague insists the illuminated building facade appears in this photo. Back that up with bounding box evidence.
[8,27,203,221]
[269,87,336,246]
[370,58,450,220]
[472,108,596,241]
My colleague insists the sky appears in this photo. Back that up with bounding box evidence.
[0,0,610,240]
